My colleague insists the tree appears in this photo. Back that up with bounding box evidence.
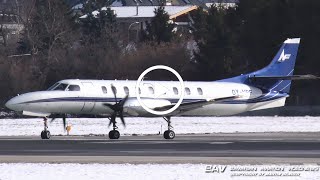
[80,0,117,46]
[19,0,74,57]
[192,4,241,80]
[236,0,320,105]
[16,0,75,87]
[0,2,21,52]
[192,0,320,105]
[143,6,174,44]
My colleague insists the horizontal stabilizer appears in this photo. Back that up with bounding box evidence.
[249,74,320,81]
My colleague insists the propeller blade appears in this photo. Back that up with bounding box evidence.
[111,84,117,102]
[108,113,117,127]
[119,111,126,127]
[104,88,129,129]
[103,103,116,111]
[62,115,66,131]
[50,118,56,123]
[119,94,129,107]
[50,115,67,131]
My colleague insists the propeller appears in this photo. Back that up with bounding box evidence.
[103,84,129,127]
[50,114,67,131]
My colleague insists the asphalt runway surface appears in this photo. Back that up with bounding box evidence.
[1,132,320,164]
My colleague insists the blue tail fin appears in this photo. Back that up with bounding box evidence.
[248,38,300,93]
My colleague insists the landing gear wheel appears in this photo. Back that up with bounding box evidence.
[41,130,51,139]
[41,118,51,139]
[163,130,175,139]
[109,130,120,139]
[163,117,175,139]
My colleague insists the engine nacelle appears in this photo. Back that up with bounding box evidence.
[123,98,172,116]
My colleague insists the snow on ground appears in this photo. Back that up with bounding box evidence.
[0,116,319,136]
[0,163,319,180]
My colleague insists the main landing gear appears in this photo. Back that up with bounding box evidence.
[108,116,120,139]
[163,117,175,139]
[40,117,51,139]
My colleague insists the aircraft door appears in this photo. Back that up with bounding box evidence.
[81,82,96,112]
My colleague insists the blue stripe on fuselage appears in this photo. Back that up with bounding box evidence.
[19,92,288,105]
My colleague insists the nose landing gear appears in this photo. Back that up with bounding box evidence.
[108,116,120,139]
[41,117,51,139]
[163,117,175,139]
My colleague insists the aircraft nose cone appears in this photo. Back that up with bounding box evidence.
[5,99,13,110]
[5,96,20,111]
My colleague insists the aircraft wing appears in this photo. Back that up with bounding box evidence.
[153,96,238,115]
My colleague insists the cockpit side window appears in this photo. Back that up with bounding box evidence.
[67,85,80,91]
[52,83,68,91]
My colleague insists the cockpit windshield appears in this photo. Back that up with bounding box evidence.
[51,83,69,91]
[47,83,81,91]
[47,83,59,90]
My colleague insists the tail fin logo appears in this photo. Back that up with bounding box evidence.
[278,50,291,62]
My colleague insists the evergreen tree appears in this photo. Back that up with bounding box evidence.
[80,0,117,48]
[192,4,241,80]
[144,6,174,44]
[192,0,320,105]
[77,0,119,79]
[237,0,320,105]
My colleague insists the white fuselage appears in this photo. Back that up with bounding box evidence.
[5,79,287,117]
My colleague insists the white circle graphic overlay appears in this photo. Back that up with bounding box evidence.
[135,65,185,115]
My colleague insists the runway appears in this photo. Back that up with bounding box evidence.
[1,132,320,164]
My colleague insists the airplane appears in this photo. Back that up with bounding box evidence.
[5,38,319,140]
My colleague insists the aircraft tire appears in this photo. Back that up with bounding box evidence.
[45,130,51,139]
[109,130,120,139]
[41,131,45,139]
[41,130,51,139]
[163,130,175,139]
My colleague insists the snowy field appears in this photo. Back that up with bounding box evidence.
[0,116,319,136]
[0,163,319,180]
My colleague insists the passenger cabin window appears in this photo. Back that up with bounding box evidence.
[67,85,80,91]
[51,83,68,91]
[148,87,154,94]
[139,88,141,94]
[173,87,178,95]
[102,86,107,94]
[185,87,191,95]
[124,86,129,95]
[197,88,203,95]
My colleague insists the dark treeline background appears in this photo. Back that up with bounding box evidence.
[0,0,319,107]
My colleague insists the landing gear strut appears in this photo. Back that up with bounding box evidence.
[163,117,175,139]
[40,117,51,139]
[108,116,120,139]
